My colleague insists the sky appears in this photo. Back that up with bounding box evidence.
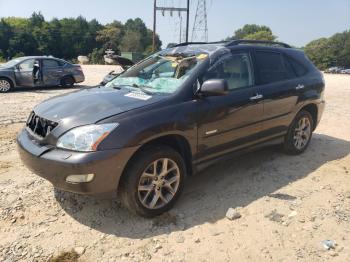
[0,0,349,48]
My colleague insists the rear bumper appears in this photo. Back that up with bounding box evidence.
[316,100,326,128]
[74,73,85,83]
[17,128,138,198]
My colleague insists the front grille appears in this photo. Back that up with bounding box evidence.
[26,112,58,138]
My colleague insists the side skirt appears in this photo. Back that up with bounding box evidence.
[192,135,284,175]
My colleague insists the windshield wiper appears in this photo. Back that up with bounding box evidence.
[110,83,122,89]
[132,84,154,95]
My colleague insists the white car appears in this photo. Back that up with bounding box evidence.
[340,69,350,74]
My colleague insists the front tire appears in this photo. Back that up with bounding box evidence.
[0,78,13,93]
[119,145,186,217]
[284,110,314,155]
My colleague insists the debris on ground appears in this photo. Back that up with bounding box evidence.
[0,71,349,261]
[265,209,284,223]
[322,240,336,250]
[226,207,242,220]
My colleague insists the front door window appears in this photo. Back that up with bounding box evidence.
[203,52,254,90]
[18,59,35,71]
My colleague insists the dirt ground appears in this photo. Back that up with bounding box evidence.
[0,66,349,262]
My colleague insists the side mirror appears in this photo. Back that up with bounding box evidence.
[199,79,229,97]
[15,65,20,71]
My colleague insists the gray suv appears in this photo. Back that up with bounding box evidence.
[0,56,85,93]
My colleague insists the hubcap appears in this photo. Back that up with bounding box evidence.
[138,158,180,209]
[0,80,11,92]
[293,116,311,150]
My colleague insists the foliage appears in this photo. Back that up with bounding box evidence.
[244,30,276,41]
[89,48,105,64]
[304,30,350,70]
[0,12,162,63]
[226,24,276,41]
[226,24,350,70]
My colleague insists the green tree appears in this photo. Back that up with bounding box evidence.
[244,30,276,41]
[96,21,124,53]
[236,24,271,38]
[89,48,105,64]
[0,19,13,59]
[304,31,350,70]
[0,13,160,62]
[225,24,277,42]
[120,30,143,52]
[304,38,330,69]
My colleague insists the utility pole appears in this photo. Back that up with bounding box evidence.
[186,0,190,42]
[153,0,190,52]
[179,15,182,43]
[153,0,157,52]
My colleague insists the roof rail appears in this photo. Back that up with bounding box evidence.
[226,39,291,48]
[172,41,227,47]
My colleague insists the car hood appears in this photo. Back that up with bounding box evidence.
[34,86,166,129]
[0,66,12,71]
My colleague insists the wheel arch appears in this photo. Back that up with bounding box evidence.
[0,76,15,88]
[118,134,193,191]
[299,103,318,130]
[61,74,76,83]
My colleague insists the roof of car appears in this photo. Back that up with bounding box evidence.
[18,56,60,60]
[162,40,296,63]
[172,40,292,49]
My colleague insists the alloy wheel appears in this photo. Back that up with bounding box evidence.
[138,158,180,209]
[0,80,11,92]
[293,116,311,150]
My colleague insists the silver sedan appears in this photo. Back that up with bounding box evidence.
[0,56,85,93]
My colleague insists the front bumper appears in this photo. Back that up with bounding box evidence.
[17,128,138,198]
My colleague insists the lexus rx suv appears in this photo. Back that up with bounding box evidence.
[17,40,325,217]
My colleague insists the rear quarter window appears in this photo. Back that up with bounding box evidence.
[286,56,308,77]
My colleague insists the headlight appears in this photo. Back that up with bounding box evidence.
[56,123,118,152]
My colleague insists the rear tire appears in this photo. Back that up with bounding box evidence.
[283,110,314,155]
[119,145,186,218]
[60,76,75,88]
[0,78,13,93]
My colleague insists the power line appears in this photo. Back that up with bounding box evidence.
[153,0,190,51]
[191,0,208,42]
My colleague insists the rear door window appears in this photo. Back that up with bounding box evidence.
[255,51,291,84]
[43,59,60,68]
[204,52,254,90]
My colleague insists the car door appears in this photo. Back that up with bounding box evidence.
[195,50,264,162]
[253,50,302,138]
[42,59,63,86]
[14,58,35,87]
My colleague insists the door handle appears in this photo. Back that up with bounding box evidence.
[250,94,263,101]
[295,84,305,90]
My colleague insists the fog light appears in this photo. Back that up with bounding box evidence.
[66,174,94,184]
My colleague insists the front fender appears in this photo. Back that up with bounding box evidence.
[0,71,16,86]
[97,102,198,155]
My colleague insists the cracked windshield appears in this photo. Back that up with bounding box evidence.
[106,53,208,94]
